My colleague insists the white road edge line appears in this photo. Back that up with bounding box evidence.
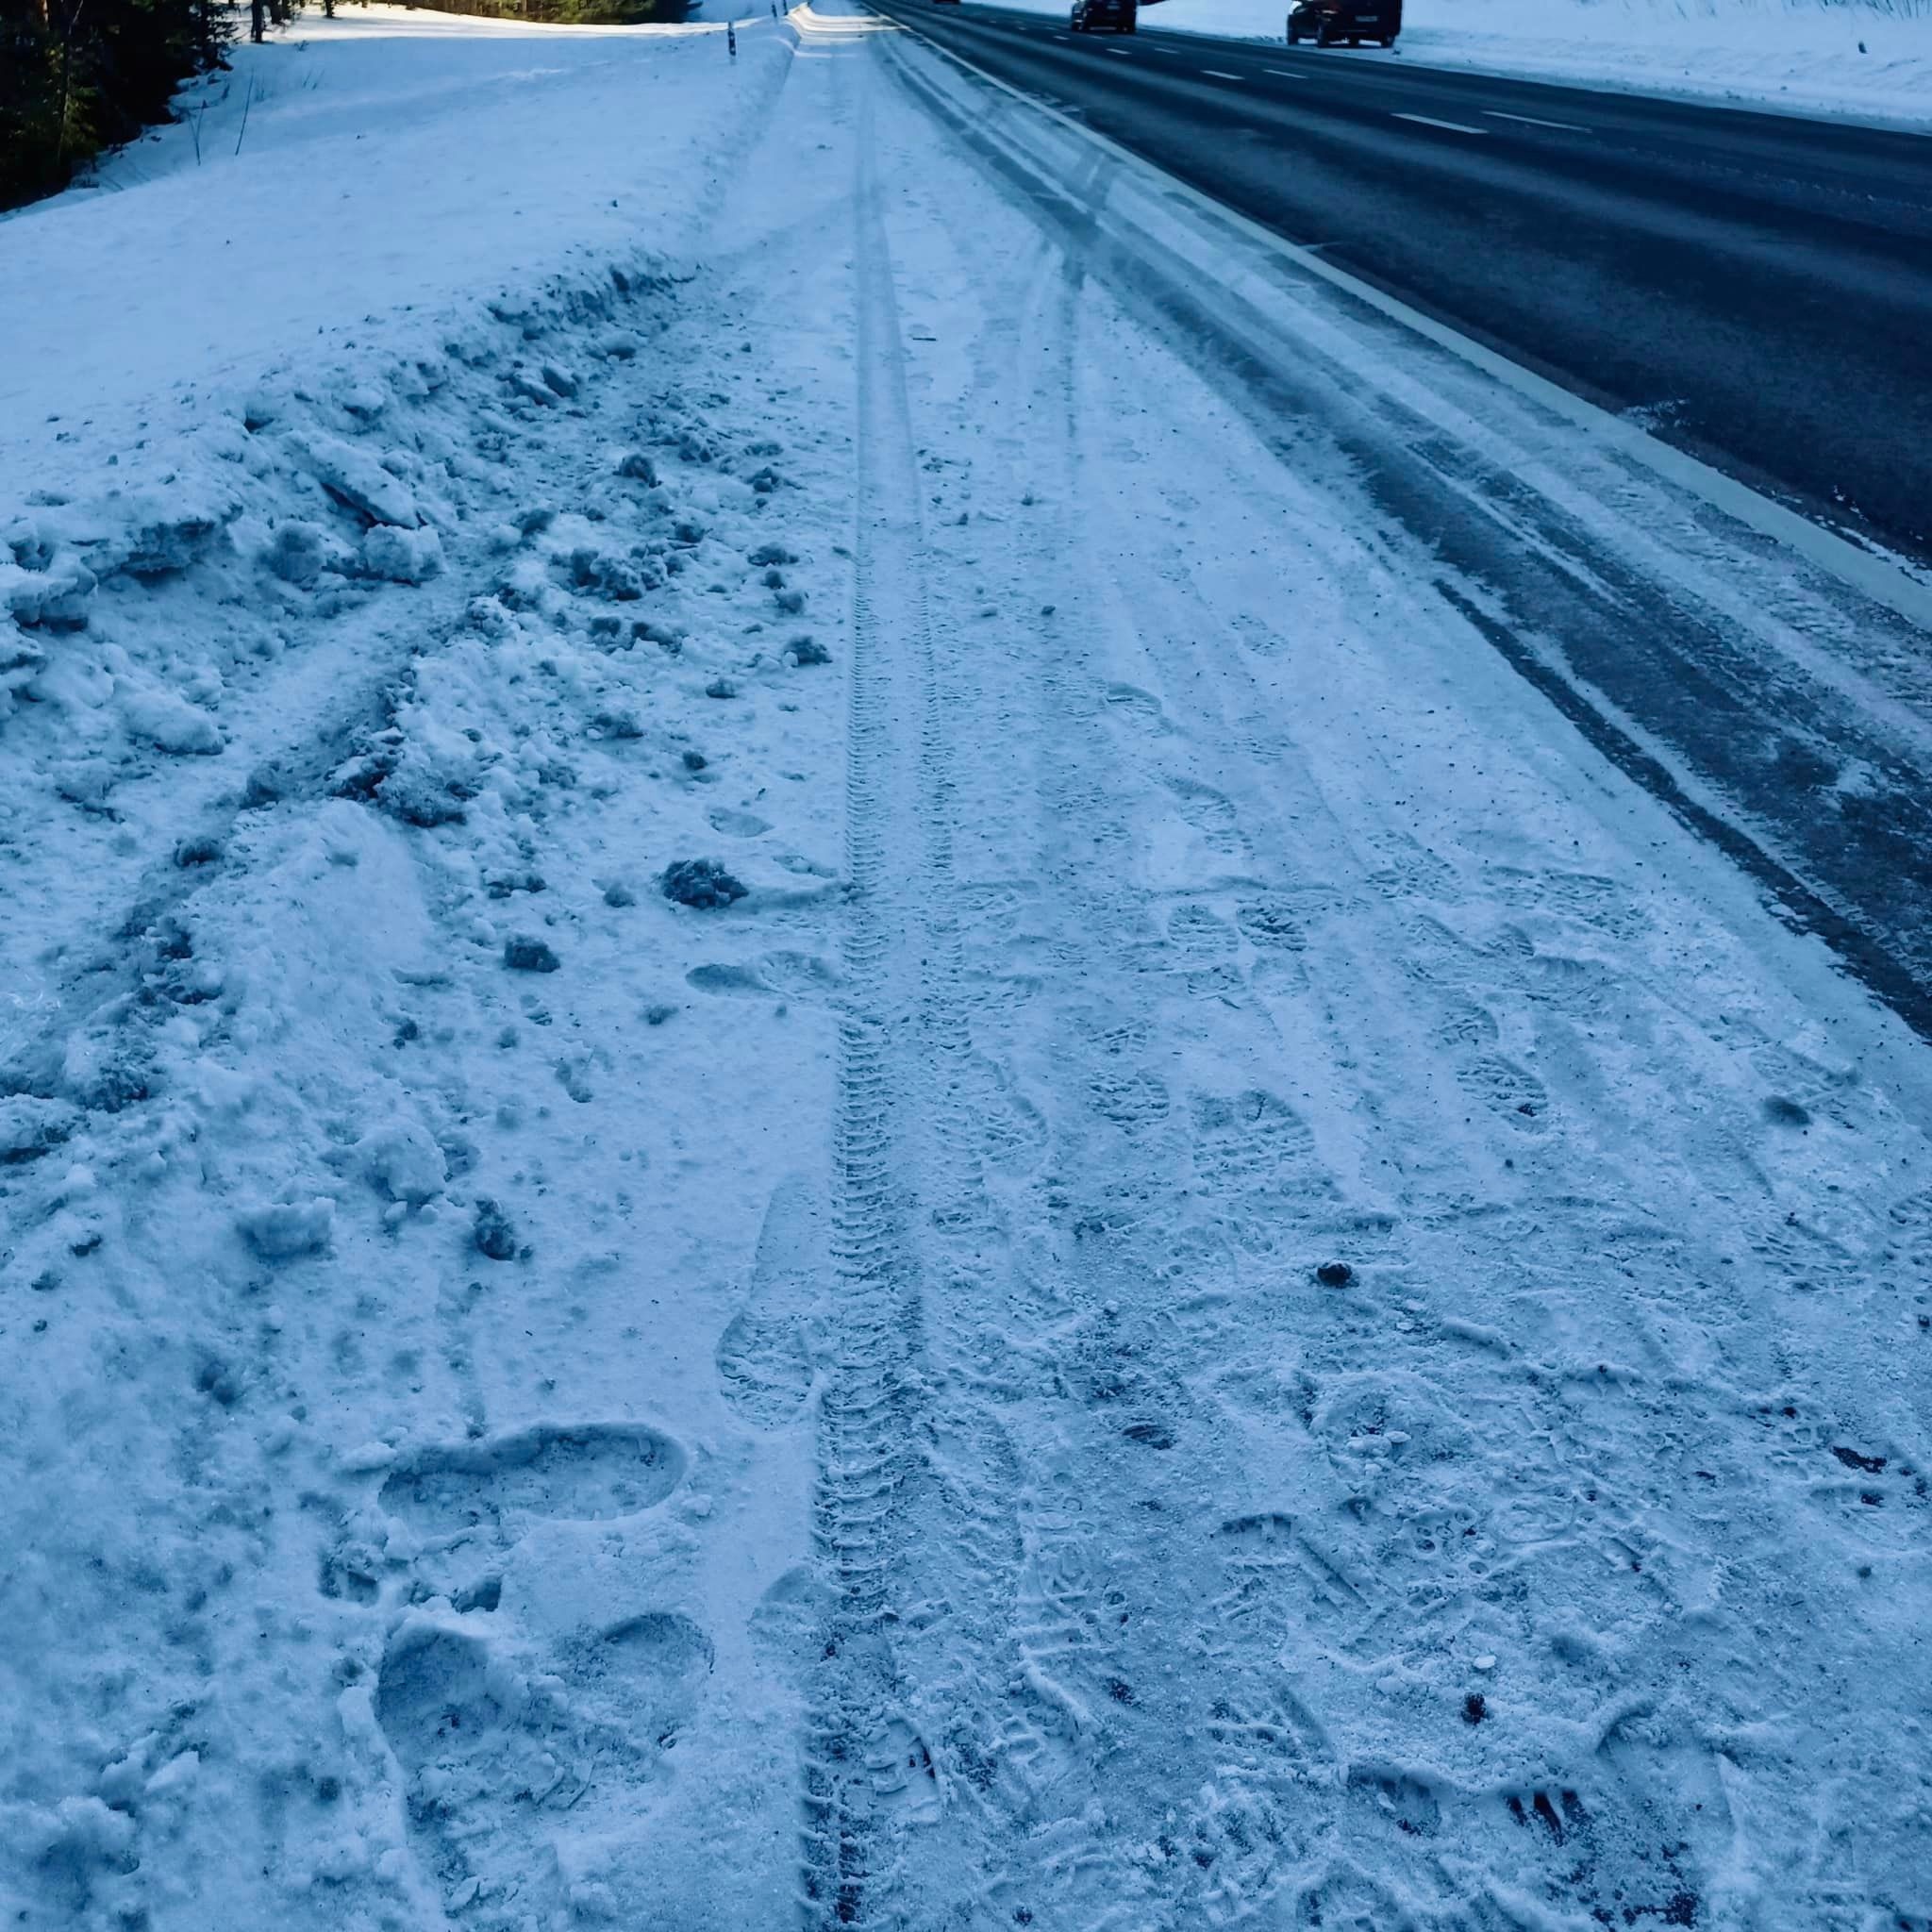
[1393,110,1487,134]
[1202,68,1244,79]
[870,7,1932,632]
[1486,108,1592,132]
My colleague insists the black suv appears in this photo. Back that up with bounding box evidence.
[1072,0,1137,32]
[1286,0,1400,45]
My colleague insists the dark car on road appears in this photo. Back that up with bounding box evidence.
[1286,0,1400,44]
[1072,0,1138,32]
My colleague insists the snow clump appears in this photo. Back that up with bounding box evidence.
[285,429,422,528]
[360,1119,448,1206]
[473,1197,518,1260]
[262,519,353,587]
[236,1197,336,1259]
[503,935,561,973]
[360,524,444,584]
[0,1095,82,1164]
[661,858,747,909]
[120,686,224,756]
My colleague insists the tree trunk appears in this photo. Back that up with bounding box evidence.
[251,0,265,41]
[52,0,83,164]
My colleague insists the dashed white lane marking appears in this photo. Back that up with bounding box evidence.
[1485,108,1592,131]
[1202,67,1244,78]
[1262,66,1305,75]
[1106,44,1132,53]
[1393,110,1487,134]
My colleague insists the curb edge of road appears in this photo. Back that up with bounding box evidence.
[854,0,1932,633]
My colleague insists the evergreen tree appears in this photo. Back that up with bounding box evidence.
[2,0,234,208]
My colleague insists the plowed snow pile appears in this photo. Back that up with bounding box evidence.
[2,10,833,1924]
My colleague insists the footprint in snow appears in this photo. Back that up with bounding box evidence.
[378,1421,687,1542]
[685,951,839,1004]
[368,1423,714,1920]
[375,1608,714,1924]
[1455,1050,1551,1133]
[707,806,772,839]
[714,1175,824,1429]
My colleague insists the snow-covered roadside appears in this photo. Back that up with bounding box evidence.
[3,11,846,1924]
[830,18,1932,1924]
[0,4,793,1066]
[0,3,763,502]
[976,0,1932,126]
[6,0,1932,1926]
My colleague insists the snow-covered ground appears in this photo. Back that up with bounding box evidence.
[981,0,1932,125]
[0,3,776,502]
[4,3,1930,1928]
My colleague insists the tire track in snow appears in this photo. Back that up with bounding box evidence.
[802,58,955,1929]
[873,200,1303,1924]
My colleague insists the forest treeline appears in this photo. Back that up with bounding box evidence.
[2,0,239,208]
[1,0,686,214]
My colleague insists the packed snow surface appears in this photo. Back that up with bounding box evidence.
[979,0,1932,125]
[3,3,1930,1929]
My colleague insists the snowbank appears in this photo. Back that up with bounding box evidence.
[1,12,837,1924]
[0,4,769,502]
[985,0,1932,124]
[0,1,791,1021]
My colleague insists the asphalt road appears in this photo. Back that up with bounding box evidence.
[866,0,1932,565]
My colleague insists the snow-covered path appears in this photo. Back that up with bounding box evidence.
[773,17,1932,1925]
[5,6,1930,1928]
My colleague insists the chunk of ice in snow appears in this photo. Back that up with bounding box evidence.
[0,1095,81,1164]
[263,520,349,587]
[285,430,420,529]
[360,524,443,584]
[120,686,224,756]
[145,1749,199,1794]
[26,1796,134,1863]
[504,935,560,973]
[116,489,236,577]
[1,555,95,628]
[237,1197,335,1259]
